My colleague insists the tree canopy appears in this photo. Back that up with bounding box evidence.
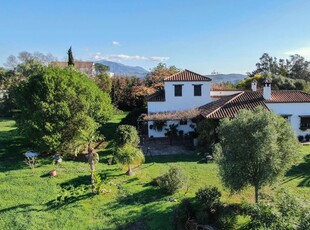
[249,53,310,81]
[215,107,300,203]
[13,66,113,154]
[145,63,180,90]
[115,125,139,147]
[95,73,112,93]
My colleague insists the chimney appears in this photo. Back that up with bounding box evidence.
[263,79,271,100]
[251,79,257,92]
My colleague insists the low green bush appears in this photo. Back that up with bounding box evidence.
[156,166,187,195]
[195,186,221,208]
[173,198,196,229]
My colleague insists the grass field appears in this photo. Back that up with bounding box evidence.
[0,116,309,229]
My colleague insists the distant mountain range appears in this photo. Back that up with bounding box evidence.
[95,60,149,78]
[206,73,247,84]
[94,60,247,83]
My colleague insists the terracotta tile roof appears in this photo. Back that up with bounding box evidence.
[164,69,212,82]
[200,91,269,119]
[200,90,310,119]
[147,90,165,102]
[266,91,310,103]
[200,93,240,118]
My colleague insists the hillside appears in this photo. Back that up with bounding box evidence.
[207,73,247,84]
[95,60,149,78]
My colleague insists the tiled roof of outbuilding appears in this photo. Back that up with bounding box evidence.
[164,69,212,82]
[265,91,310,103]
[200,91,268,119]
[200,91,310,119]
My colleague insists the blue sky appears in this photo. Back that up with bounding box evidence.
[1,0,310,74]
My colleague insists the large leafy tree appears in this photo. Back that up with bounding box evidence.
[94,63,109,75]
[215,107,300,203]
[13,66,113,154]
[95,73,112,93]
[249,53,310,81]
[145,63,179,90]
[111,75,146,110]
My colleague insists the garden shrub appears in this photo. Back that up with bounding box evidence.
[216,204,238,230]
[195,186,221,208]
[156,166,187,195]
[115,125,139,146]
[173,198,196,229]
[241,190,309,229]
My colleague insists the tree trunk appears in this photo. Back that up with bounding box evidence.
[255,185,259,203]
[88,145,95,193]
[126,165,135,176]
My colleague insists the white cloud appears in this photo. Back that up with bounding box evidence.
[284,46,310,58]
[112,41,120,46]
[91,53,169,62]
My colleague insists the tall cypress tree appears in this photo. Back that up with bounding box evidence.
[67,46,75,66]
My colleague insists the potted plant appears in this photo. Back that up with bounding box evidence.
[152,120,166,131]
[49,155,62,177]
[49,169,57,177]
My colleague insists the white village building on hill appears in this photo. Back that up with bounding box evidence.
[145,69,310,138]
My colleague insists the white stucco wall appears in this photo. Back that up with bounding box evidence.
[210,90,242,97]
[148,81,212,113]
[266,103,310,136]
[148,120,196,138]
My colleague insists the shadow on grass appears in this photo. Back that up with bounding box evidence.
[110,187,175,230]
[60,175,90,188]
[115,186,166,207]
[0,204,39,214]
[283,154,310,187]
[45,192,95,210]
[145,154,203,164]
[0,128,32,173]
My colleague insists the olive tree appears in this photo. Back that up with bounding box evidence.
[215,107,300,203]
[13,66,113,154]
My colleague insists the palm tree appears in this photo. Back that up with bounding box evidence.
[114,144,145,176]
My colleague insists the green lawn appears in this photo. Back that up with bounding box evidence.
[0,117,309,229]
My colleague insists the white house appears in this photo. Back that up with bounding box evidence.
[145,70,310,138]
[146,69,212,137]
